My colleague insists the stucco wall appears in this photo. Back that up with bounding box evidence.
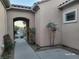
[0,1,7,56]
[7,9,35,40]
[35,0,63,46]
[62,2,79,50]
[35,10,41,45]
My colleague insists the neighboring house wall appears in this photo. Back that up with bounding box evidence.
[35,0,63,46]
[7,9,35,40]
[0,1,7,56]
[62,2,79,50]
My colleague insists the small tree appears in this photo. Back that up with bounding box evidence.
[29,28,36,44]
[31,28,36,44]
[47,22,56,46]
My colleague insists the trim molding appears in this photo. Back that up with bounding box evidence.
[35,44,79,55]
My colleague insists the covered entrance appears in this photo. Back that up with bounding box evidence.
[13,17,29,41]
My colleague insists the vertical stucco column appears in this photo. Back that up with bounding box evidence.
[0,1,8,56]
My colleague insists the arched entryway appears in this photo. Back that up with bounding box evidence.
[13,17,29,41]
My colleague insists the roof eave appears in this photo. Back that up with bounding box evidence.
[58,0,76,9]
[37,0,51,4]
[7,7,35,13]
[32,3,40,12]
[0,0,10,8]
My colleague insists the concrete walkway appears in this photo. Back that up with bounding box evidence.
[36,49,79,59]
[14,39,39,59]
[14,39,79,59]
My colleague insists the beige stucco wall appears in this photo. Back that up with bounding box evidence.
[0,1,7,56]
[62,2,79,50]
[35,10,41,45]
[35,0,63,46]
[7,9,35,40]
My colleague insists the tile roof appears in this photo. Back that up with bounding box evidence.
[11,4,32,10]
[58,0,77,9]
[7,4,35,13]
[0,0,10,8]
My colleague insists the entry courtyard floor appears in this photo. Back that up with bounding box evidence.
[14,38,79,59]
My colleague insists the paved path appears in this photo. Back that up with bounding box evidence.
[14,38,79,59]
[36,49,79,59]
[14,39,39,59]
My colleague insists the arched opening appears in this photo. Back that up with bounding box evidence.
[13,17,29,42]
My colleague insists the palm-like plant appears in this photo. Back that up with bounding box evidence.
[29,28,36,44]
[31,28,36,44]
[47,22,56,46]
[31,28,36,35]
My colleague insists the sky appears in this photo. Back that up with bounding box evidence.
[14,21,26,27]
[10,0,41,6]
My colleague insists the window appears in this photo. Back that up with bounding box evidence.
[63,9,77,23]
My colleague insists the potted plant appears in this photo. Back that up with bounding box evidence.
[47,22,56,46]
